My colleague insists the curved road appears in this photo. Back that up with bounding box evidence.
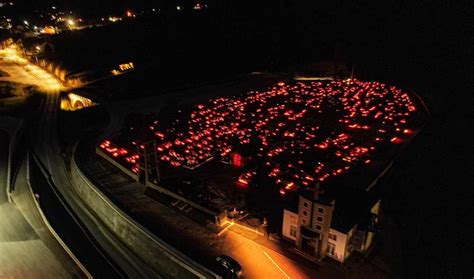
[31,90,156,277]
[1,47,157,278]
[0,130,74,277]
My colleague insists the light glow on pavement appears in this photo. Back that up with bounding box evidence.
[0,46,64,92]
[217,221,234,237]
[219,225,320,278]
[220,220,264,236]
[263,251,291,279]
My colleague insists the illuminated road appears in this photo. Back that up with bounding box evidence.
[0,46,156,277]
[0,48,78,277]
[219,226,340,279]
[0,47,63,92]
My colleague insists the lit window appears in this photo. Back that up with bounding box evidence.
[327,242,336,256]
[290,226,297,237]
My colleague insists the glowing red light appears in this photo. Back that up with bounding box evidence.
[100,80,419,194]
[232,153,243,167]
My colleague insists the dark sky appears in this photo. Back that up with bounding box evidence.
[13,0,166,10]
[9,0,155,15]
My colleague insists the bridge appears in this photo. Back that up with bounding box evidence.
[60,93,96,111]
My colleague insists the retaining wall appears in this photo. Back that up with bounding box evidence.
[71,146,218,279]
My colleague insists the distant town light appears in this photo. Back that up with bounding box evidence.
[176,5,181,11]
[109,16,121,22]
[67,19,75,26]
[23,20,29,25]
[42,26,56,34]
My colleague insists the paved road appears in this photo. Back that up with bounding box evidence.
[0,47,156,278]
[25,60,157,276]
[0,130,74,278]
[218,224,345,279]
[0,48,62,91]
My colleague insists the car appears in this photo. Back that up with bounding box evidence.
[216,255,243,278]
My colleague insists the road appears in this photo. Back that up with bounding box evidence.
[223,229,305,279]
[0,130,76,278]
[0,48,62,91]
[218,223,344,279]
[0,46,157,277]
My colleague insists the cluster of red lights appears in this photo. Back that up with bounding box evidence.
[100,80,417,195]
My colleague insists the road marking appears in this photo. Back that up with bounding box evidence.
[221,220,265,236]
[263,250,291,279]
[218,221,234,236]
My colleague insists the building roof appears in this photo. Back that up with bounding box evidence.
[284,185,379,233]
[283,191,299,213]
[300,188,334,206]
[328,186,378,233]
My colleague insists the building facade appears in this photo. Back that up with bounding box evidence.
[282,189,380,263]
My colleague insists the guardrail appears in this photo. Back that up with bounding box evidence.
[95,147,138,180]
[147,181,218,218]
[1,117,24,202]
[25,151,92,278]
[73,143,219,278]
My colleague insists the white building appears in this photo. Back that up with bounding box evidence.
[282,186,380,263]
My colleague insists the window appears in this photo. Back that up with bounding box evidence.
[329,233,337,241]
[290,215,297,223]
[290,226,297,237]
[318,207,324,214]
[327,242,336,256]
[302,219,306,225]
[317,216,323,222]
[316,225,322,231]
[303,201,309,208]
[302,210,308,216]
